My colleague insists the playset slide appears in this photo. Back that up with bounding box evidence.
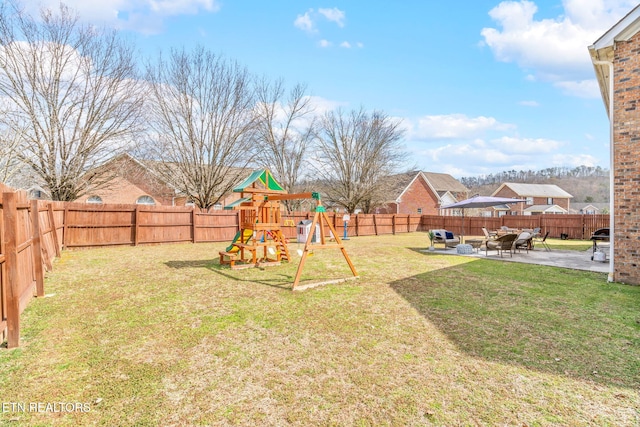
[226,229,253,252]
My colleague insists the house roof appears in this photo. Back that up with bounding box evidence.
[571,202,610,212]
[390,171,468,202]
[524,204,568,214]
[493,183,573,198]
[588,4,640,116]
[422,172,468,193]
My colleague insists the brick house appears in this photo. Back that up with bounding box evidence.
[491,183,573,215]
[76,153,183,206]
[589,4,640,285]
[77,153,240,208]
[376,171,468,215]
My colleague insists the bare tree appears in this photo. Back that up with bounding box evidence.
[313,107,407,213]
[254,79,315,212]
[143,46,257,210]
[0,1,145,201]
[0,126,23,184]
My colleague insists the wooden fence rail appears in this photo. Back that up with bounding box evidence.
[0,193,610,348]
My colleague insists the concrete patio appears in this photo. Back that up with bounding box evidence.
[424,243,610,274]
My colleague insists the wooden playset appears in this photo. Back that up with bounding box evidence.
[219,169,358,290]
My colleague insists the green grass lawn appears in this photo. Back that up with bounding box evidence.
[1,233,638,426]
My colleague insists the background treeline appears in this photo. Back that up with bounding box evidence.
[461,165,610,203]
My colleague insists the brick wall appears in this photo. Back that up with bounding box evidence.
[612,31,640,285]
[493,187,525,214]
[82,175,162,205]
[397,174,439,215]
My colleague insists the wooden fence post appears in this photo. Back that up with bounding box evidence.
[191,207,197,243]
[392,215,396,235]
[355,214,359,236]
[62,205,69,249]
[30,200,44,297]
[134,206,140,246]
[48,203,61,257]
[4,192,20,348]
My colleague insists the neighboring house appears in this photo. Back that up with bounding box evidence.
[589,3,640,284]
[376,171,469,215]
[491,183,573,215]
[76,153,241,208]
[77,153,182,206]
[570,203,610,214]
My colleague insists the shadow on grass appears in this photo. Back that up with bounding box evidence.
[390,256,640,390]
[164,259,293,290]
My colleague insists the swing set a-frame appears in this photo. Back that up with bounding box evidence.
[218,169,358,290]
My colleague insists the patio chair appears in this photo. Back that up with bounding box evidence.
[513,231,533,253]
[431,229,460,249]
[533,231,551,252]
[485,233,517,257]
[482,227,497,240]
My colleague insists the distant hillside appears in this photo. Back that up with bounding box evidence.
[460,166,610,203]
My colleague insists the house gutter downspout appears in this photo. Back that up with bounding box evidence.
[592,59,615,282]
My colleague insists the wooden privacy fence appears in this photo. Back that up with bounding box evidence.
[0,194,610,348]
[0,187,62,348]
[60,204,424,247]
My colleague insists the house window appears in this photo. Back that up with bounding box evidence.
[417,208,422,214]
[547,197,553,204]
[87,195,103,204]
[213,203,223,210]
[136,195,155,205]
[526,197,533,205]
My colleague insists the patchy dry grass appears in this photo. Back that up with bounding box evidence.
[1,233,638,426]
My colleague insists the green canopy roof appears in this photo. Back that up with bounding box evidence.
[233,169,285,193]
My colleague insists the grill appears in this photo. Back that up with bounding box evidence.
[590,228,610,260]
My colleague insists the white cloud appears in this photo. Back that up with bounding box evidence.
[19,0,220,34]
[490,136,562,154]
[551,153,600,167]
[148,0,219,15]
[553,79,601,98]
[410,137,567,177]
[518,100,539,107]
[480,0,636,97]
[318,7,346,27]
[294,7,350,47]
[305,96,348,115]
[294,11,315,33]
[408,114,515,140]
[399,112,581,175]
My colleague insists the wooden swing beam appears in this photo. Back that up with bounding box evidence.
[290,199,358,291]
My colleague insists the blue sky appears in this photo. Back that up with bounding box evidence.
[20,0,639,178]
